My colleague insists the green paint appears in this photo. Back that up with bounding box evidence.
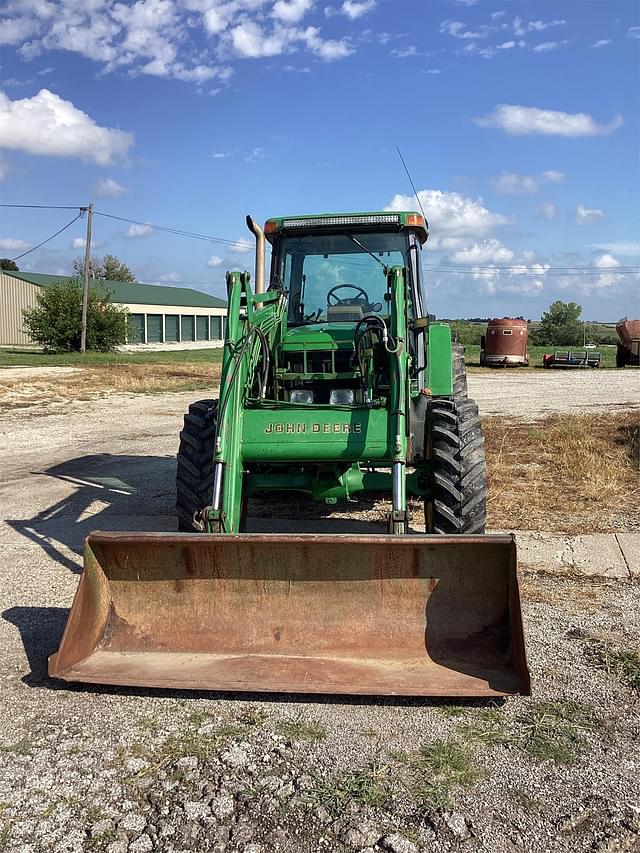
[426,323,453,396]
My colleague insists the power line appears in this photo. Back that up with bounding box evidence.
[11,212,84,261]
[94,211,244,248]
[3,202,639,275]
[0,203,82,211]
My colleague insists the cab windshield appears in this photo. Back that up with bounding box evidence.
[271,232,407,325]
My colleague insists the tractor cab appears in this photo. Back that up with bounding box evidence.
[264,212,430,406]
[265,211,429,327]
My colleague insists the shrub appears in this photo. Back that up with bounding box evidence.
[23,279,128,352]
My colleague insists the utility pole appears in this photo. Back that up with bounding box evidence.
[80,203,93,353]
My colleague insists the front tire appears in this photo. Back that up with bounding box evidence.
[425,397,487,534]
[176,399,218,531]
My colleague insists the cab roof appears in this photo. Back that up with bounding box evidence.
[264,211,429,244]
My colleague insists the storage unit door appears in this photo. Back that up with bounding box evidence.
[196,316,209,341]
[165,315,179,342]
[128,314,145,343]
[146,314,163,343]
[211,316,223,341]
[181,315,195,341]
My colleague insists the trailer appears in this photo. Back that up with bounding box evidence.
[616,318,640,368]
[542,350,602,369]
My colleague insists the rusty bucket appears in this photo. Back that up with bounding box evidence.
[49,532,530,697]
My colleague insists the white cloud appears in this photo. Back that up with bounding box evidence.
[95,176,126,197]
[71,237,86,250]
[592,253,622,288]
[491,170,564,195]
[440,20,489,39]
[627,26,640,39]
[157,271,183,282]
[231,237,253,253]
[593,241,640,256]
[245,146,269,162]
[272,0,314,24]
[212,151,231,158]
[526,19,566,31]
[449,239,515,265]
[391,45,418,58]
[282,64,311,72]
[0,155,9,182]
[424,68,441,74]
[207,255,223,267]
[576,204,604,225]
[386,189,508,245]
[592,39,612,48]
[125,223,153,238]
[341,0,375,19]
[532,40,570,52]
[0,89,133,165]
[0,0,352,88]
[303,26,353,60]
[469,263,548,296]
[537,201,558,220]
[476,104,623,137]
[0,237,30,251]
[491,11,506,20]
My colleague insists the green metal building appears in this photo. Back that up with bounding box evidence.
[0,271,227,347]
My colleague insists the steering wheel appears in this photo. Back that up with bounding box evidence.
[326,284,370,307]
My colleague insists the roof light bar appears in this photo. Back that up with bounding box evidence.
[282,214,400,229]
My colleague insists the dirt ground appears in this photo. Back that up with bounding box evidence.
[0,373,639,853]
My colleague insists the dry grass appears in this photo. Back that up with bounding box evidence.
[0,362,219,411]
[484,413,639,533]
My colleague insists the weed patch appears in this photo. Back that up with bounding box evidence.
[397,739,482,811]
[0,737,33,756]
[308,758,391,811]
[583,641,640,691]
[514,701,597,764]
[277,716,327,742]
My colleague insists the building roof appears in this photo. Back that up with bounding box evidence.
[7,271,227,309]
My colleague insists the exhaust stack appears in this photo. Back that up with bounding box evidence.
[246,215,265,294]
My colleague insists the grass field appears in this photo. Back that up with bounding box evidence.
[0,347,223,367]
[1,343,619,370]
[464,343,618,370]
[484,412,639,533]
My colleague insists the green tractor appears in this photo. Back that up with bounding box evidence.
[49,212,529,698]
[177,212,484,538]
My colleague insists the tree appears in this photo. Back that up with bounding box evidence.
[102,254,137,283]
[0,258,19,271]
[23,279,128,352]
[72,254,137,283]
[72,256,103,279]
[532,300,583,346]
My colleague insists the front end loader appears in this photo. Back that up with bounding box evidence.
[50,211,530,697]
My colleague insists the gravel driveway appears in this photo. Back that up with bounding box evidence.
[0,375,638,853]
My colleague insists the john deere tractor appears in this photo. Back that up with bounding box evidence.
[49,212,529,699]
[176,212,485,538]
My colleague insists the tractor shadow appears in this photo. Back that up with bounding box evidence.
[6,454,177,574]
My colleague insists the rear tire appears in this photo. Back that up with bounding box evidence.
[425,396,487,534]
[453,342,468,397]
[176,399,218,532]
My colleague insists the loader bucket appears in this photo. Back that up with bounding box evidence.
[49,532,530,697]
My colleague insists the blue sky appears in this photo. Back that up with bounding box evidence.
[1,0,639,320]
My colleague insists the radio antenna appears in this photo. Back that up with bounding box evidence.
[396,146,427,223]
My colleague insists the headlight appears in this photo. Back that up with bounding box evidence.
[290,389,314,404]
[330,389,355,405]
